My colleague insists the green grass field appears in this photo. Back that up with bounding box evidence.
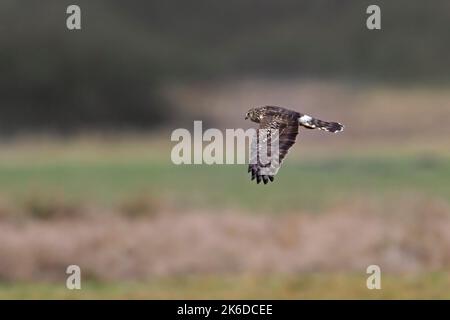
[0,144,449,214]
[2,274,450,299]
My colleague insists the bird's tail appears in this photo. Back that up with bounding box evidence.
[298,114,344,133]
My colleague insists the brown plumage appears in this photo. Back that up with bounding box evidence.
[245,106,344,184]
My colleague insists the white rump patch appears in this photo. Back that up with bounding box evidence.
[299,115,313,125]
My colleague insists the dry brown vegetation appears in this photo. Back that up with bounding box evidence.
[0,196,449,282]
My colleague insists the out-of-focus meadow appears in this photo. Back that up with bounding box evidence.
[0,1,449,298]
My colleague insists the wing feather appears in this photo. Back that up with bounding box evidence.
[248,113,299,184]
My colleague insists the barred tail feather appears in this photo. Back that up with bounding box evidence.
[299,115,344,133]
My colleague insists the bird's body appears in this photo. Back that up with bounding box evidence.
[245,106,344,184]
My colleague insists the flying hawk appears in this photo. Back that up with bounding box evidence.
[245,106,344,184]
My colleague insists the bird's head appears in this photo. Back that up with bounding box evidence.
[245,107,263,122]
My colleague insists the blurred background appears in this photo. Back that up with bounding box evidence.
[0,0,449,298]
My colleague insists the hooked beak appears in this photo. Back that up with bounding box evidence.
[245,113,248,120]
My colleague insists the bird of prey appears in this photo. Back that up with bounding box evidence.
[245,106,344,184]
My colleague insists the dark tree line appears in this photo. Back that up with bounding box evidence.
[1,0,449,134]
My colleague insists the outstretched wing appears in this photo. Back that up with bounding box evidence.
[248,114,299,184]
